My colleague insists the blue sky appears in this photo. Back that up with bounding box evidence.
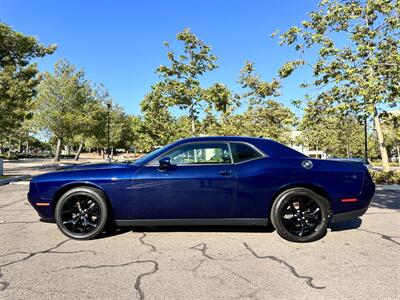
[1,0,319,116]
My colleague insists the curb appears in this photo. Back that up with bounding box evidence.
[0,175,31,186]
[376,184,400,191]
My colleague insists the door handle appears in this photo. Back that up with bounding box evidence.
[219,170,232,176]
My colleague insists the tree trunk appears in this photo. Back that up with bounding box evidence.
[111,147,114,159]
[373,111,390,172]
[346,134,350,158]
[74,141,84,161]
[189,107,196,135]
[7,137,11,158]
[26,140,29,155]
[53,138,62,162]
[101,148,105,159]
[191,116,195,135]
[18,139,21,153]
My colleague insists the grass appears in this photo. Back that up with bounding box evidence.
[371,160,400,167]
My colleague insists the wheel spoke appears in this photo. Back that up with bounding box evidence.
[281,195,322,238]
[60,193,101,235]
[84,217,97,228]
[304,208,320,217]
[298,222,304,236]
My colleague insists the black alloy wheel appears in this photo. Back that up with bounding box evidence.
[270,188,330,242]
[55,187,108,240]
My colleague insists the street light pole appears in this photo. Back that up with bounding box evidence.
[106,102,111,161]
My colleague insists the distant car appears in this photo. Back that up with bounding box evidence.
[28,136,375,242]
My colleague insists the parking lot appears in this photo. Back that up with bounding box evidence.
[0,183,399,299]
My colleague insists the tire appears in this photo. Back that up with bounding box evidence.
[270,187,330,243]
[55,187,108,240]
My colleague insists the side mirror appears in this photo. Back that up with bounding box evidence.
[159,157,172,170]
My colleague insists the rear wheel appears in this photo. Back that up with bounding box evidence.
[55,187,108,240]
[270,188,330,242]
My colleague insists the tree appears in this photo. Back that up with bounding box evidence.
[33,60,91,162]
[139,86,180,151]
[381,110,400,161]
[156,28,226,134]
[277,0,399,171]
[299,101,367,157]
[0,22,56,138]
[237,62,296,143]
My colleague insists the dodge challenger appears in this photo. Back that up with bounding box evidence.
[28,136,375,242]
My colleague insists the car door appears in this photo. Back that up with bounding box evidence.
[133,142,236,220]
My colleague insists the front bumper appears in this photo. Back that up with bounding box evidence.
[331,207,368,223]
[27,181,54,219]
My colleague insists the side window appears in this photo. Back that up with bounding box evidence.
[230,143,263,163]
[162,143,232,165]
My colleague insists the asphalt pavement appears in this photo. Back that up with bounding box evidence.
[0,184,399,299]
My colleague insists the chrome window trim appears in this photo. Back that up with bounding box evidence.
[145,140,267,167]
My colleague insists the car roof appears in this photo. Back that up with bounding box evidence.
[133,136,305,165]
[175,136,268,143]
[174,136,306,158]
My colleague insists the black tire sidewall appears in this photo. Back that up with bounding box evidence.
[55,187,108,240]
[270,188,330,243]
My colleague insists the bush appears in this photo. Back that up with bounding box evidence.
[370,170,400,185]
[0,153,18,160]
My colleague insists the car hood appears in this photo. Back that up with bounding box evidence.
[31,162,136,183]
[61,162,131,171]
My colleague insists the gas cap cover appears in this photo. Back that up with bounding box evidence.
[302,160,313,169]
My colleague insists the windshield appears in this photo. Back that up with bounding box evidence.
[131,144,170,165]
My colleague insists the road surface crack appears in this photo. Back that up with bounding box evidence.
[66,260,159,300]
[189,243,252,285]
[0,221,40,225]
[190,243,216,260]
[357,229,400,246]
[243,242,325,290]
[137,232,157,252]
[0,239,71,268]
[0,268,9,291]
[0,239,89,291]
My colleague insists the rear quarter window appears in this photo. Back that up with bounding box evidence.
[230,143,263,163]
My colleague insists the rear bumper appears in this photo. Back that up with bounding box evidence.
[331,207,368,223]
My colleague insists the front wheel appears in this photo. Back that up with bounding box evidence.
[55,187,108,240]
[270,188,330,242]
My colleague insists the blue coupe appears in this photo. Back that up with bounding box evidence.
[28,136,375,242]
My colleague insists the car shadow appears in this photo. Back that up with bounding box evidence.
[96,226,134,239]
[328,217,362,232]
[370,187,400,210]
[94,224,276,240]
[131,224,276,234]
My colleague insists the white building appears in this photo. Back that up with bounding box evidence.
[289,130,328,159]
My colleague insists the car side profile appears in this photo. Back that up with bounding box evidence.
[28,136,375,242]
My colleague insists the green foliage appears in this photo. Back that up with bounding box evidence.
[370,170,400,184]
[155,28,235,134]
[235,62,296,143]
[33,60,91,140]
[299,100,367,156]
[277,0,400,170]
[138,86,179,151]
[0,22,56,138]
